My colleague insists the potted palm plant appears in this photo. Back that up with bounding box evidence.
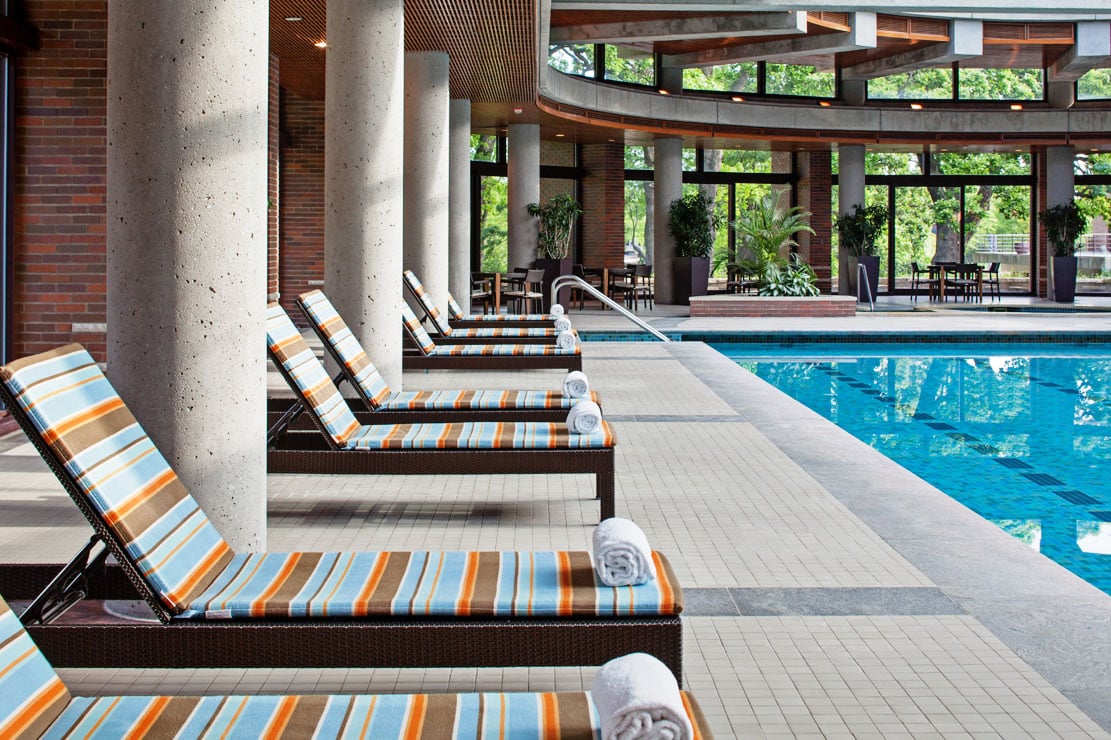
[1040,199,1087,303]
[834,203,888,303]
[732,191,816,296]
[528,193,583,310]
[668,191,720,305]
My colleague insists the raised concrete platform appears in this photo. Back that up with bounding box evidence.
[689,293,858,317]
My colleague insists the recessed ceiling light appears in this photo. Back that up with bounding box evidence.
[658,89,670,95]
[555,133,566,138]
[284,16,303,22]
[607,138,616,143]
[513,106,523,115]
[1010,103,1023,111]
[314,40,327,49]
[731,95,745,103]
[910,103,923,110]
[818,100,832,107]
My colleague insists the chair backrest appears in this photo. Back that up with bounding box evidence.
[0,595,71,738]
[910,261,921,272]
[635,264,652,278]
[297,290,392,410]
[0,345,234,615]
[987,261,1001,274]
[525,269,545,290]
[266,304,362,448]
[402,270,455,337]
[447,293,466,320]
[401,303,439,356]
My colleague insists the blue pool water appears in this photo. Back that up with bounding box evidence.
[711,341,1111,597]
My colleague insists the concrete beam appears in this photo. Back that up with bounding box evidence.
[551,0,1111,15]
[665,12,875,68]
[841,19,981,80]
[551,11,805,45]
[1048,21,1111,82]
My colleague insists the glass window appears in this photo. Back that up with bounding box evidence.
[478,176,508,272]
[964,184,1031,292]
[470,134,498,162]
[1079,152,1111,174]
[719,150,772,174]
[682,63,759,93]
[934,152,1031,176]
[624,145,653,170]
[604,45,655,86]
[624,179,650,264]
[1078,69,1111,100]
[682,148,698,172]
[957,68,1043,100]
[765,63,835,97]
[868,69,953,100]
[865,152,923,175]
[548,44,595,77]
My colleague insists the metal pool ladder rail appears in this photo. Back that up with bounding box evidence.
[551,275,671,342]
[857,262,875,311]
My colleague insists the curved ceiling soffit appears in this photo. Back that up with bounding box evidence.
[533,6,1111,147]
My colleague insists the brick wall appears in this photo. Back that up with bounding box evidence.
[268,53,280,301]
[15,1,108,359]
[580,143,624,268]
[277,90,325,321]
[797,150,833,294]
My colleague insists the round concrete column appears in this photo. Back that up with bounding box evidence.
[1046,145,1076,301]
[449,99,473,311]
[326,0,404,390]
[837,144,866,296]
[507,123,540,271]
[107,1,268,550]
[404,52,450,315]
[652,136,683,304]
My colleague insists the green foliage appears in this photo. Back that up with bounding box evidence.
[834,203,889,257]
[1040,200,1088,258]
[1078,68,1111,100]
[733,190,814,268]
[682,63,758,93]
[765,63,835,97]
[548,44,594,76]
[479,176,508,272]
[758,254,820,297]
[527,193,583,259]
[604,45,655,85]
[868,69,953,100]
[958,68,1042,100]
[668,191,720,258]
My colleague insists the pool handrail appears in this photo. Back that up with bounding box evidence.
[551,274,670,342]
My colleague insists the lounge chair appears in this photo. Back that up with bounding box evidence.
[402,303,583,372]
[0,344,679,675]
[285,289,600,424]
[266,304,615,520]
[0,595,710,739]
[446,292,556,327]
[404,270,566,344]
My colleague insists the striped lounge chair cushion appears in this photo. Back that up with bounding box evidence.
[404,271,558,339]
[0,598,71,739]
[299,292,598,413]
[403,304,578,357]
[344,421,614,450]
[447,292,552,322]
[298,290,392,408]
[0,345,234,613]
[46,693,608,739]
[179,551,679,618]
[384,389,601,411]
[269,305,603,448]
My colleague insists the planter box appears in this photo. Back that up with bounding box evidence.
[1052,256,1077,303]
[672,256,710,306]
[533,257,572,311]
[689,295,858,318]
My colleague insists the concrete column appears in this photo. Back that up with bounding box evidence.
[1045,145,1076,300]
[107,0,268,550]
[658,64,683,95]
[449,99,472,311]
[1047,81,1076,109]
[325,0,404,389]
[652,136,683,304]
[507,123,540,271]
[404,52,450,315]
[841,79,867,106]
[837,143,866,296]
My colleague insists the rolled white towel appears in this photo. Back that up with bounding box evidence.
[562,370,590,399]
[592,517,656,587]
[591,653,693,740]
[554,316,573,333]
[550,303,565,317]
[566,399,603,435]
[556,329,578,351]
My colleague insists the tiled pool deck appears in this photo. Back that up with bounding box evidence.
[2,298,1110,738]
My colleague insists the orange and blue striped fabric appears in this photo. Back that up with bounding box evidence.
[402,305,580,357]
[45,692,601,739]
[180,550,678,619]
[403,271,560,339]
[344,420,614,450]
[0,345,234,613]
[0,598,71,739]
[298,290,393,408]
[300,291,599,411]
[268,306,611,450]
[446,293,552,323]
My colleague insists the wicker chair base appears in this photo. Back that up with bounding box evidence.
[267,440,616,521]
[402,354,583,372]
[266,398,577,425]
[429,334,560,345]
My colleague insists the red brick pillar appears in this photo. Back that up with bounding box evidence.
[581,143,625,268]
[798,150,833,294]
[277,93,325,322]
[268,53,280,301]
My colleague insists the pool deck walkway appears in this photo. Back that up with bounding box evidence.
[1,296,1110,738]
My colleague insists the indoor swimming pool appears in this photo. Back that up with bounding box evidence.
[713,341,1111,597]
